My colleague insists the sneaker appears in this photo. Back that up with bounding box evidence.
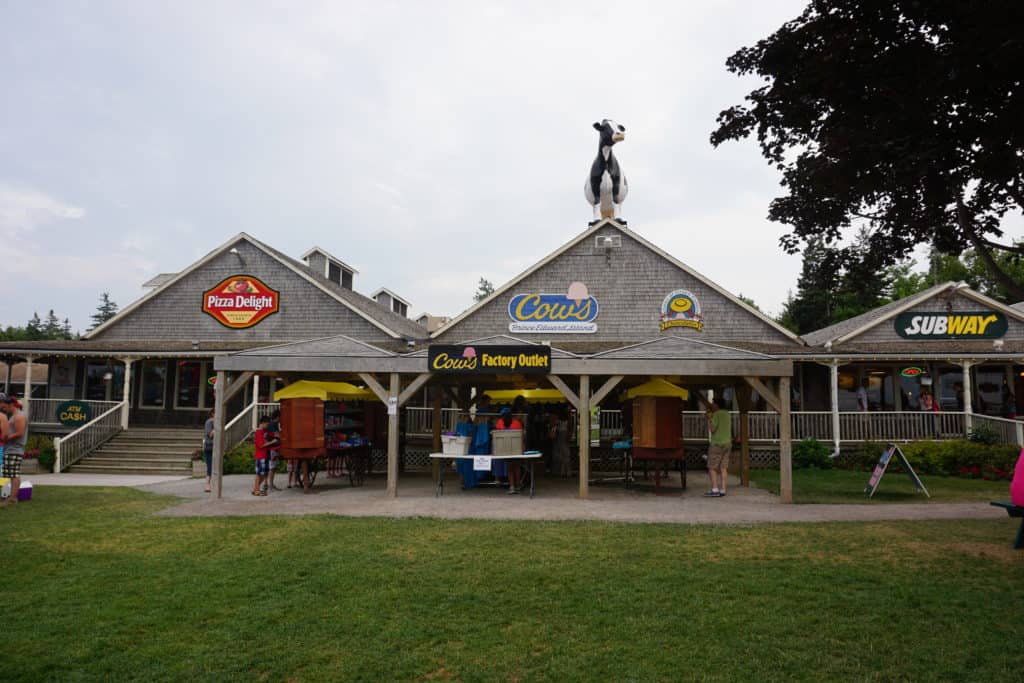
[702,490,719,497]
[507,488,519,495]
[717,491,727,497]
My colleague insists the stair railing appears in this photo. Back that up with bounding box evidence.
[224,401,258,451]
[53,401,125,473]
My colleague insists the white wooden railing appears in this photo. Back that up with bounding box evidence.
[29,399,121,426]
[53,402,124,472]
[239,402,1024,449]
[224,401,258,450]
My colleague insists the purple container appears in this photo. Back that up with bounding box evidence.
[17,485,32,502]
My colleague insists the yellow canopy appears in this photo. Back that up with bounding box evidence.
[274,381,376,401]
[484,389,568,404]
[623,378,689,400]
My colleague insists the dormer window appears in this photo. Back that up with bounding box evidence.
[301,247,358,290]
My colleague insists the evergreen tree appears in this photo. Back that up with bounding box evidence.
[63,318,73,339]
[89,292,119,330]
[43,309,61,338]
[26,312,43,341]
[472,278,495,303]
[778,238,840,334]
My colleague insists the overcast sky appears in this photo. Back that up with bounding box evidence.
[1,1,856,332]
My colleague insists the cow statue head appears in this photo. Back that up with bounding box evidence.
[593,119,626,145]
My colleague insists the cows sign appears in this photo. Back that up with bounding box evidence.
[202,275,280,329]
[428,345,551,374]
[894,311,1007,340]
[508,281,598,333]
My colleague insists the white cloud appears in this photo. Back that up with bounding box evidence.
[0,184,85,236]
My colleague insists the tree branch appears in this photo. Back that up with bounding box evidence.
[980,239,1024,256]
[958,199,1024,301]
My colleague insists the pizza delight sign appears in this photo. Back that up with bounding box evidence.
[202,275,280,328]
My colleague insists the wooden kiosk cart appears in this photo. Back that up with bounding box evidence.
[626,379,688,494]
[275,381,382,491]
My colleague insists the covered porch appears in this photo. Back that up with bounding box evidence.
[212,335,796,502]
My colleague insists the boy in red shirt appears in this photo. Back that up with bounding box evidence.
[252,415,278,496]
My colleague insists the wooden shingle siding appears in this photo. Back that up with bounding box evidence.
[90,241,393,342]
[434,229,795,345]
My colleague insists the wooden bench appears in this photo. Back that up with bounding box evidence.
[990,502,1024,549]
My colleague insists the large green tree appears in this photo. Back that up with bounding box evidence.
[89,292,119,331]
[711,0,1024,300]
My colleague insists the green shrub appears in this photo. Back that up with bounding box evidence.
[837,441,889,471]
[792,438,833,469]
[966,424,1001,446]
[223,443,255,475]
[22,435,56,472]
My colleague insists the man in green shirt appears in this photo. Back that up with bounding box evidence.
[705,398,732,497]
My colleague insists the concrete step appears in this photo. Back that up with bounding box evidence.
[85,456,192,466]
[116,434,203,442]
[98,444,198,455]
[68,464,193,475]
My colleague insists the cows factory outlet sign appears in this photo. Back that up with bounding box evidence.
[895,311,1007,340]
[507,281,599,333]
[202,275,280,328]
[428,345,552,374]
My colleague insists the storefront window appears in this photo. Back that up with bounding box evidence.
[898,375,922,410]
[176,361,202,408]
[204,371,215,408]
[141,361,167,407]
[85,362,124,401]
[863,369,894,411]
[837,367,859,410]
[974,365,1010,417]
[936,365,964,412]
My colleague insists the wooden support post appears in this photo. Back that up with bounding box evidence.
[23,355,33,413]
[398,373,432,407]
[250,374,261,431]
[779,376,793,504]
[119,357,133,429]
[736,383,751,487]
[358,372,389,403]
[211,370,226,499]
[431,390,442,480]
[591,375,624,407]
[578,375,590,499]
[387,372,400,498]
[743,376,782,414]
[829,361,840,456]
[961,361,974,435]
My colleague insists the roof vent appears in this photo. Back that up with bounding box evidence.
[595,234,621,249]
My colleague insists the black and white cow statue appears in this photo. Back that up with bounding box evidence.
[584,119,628,225]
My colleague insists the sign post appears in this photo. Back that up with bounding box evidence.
[864,443,930,498]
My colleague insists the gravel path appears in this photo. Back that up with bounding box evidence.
[127,472,1004,526]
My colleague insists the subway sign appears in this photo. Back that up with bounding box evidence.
[202,275,280,329]
[895,312,1007,340]
[428,345,551,374]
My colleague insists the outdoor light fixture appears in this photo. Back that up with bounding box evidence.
[191,339,200,349]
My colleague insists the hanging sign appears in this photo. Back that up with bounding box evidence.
[894,312,1007,339]
[428,345,551,374]
[57,400,93,427]
[864,444,930,498]
[659,289,704,331]
[507,281,598,333]
[202,275,280,329]
[900,367,923,378]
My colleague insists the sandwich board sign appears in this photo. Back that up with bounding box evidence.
[864,444,930,498]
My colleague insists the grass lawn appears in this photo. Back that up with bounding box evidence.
[749,467,1011,504]
[2,487,1022,682]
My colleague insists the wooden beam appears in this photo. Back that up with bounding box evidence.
[211,370,226,500]
[590,375,624,406]
[386,373,400,498]
[358,372,389,404]
[431,391,443,480]
[736,383,752,487]
[743,376,783,414]
[547,374,580,410]
[223,371,254,402]
[779,376,793,504]
[578,375,590,499]
[398,373,432,407]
